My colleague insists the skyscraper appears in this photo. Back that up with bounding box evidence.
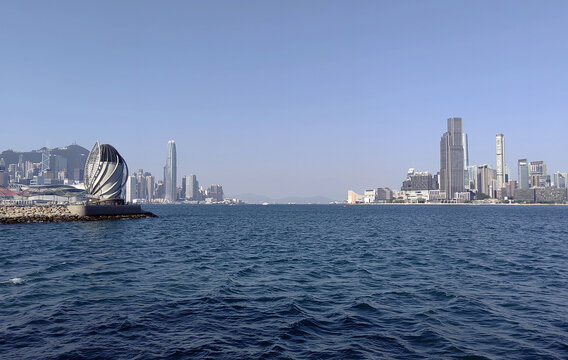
[518,159,529,190]
[477,164,491,196]
[496,134,505,189]
[463,133,469,168]
[440,117,465,199]
[126,174,137,203]
[184,174,199,200]
[463,133,470,189]
[529,160,548,187]
[41,149,50,172]
[529,161,546,176]
[208,184,224,202]
[554,172,568,189]
[165,140,177,202]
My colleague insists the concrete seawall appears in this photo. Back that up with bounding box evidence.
[0,205,156,224]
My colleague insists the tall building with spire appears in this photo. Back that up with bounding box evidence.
[440,117,465,200]
[496,134,505,189]
[165,140,177,202]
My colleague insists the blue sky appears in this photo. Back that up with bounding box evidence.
[1,1,567,199]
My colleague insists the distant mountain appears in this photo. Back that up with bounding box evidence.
[0,144,89,172]
[275,195,336,204]
[50,144,90,173]
[232,193,275,204]
[231,193,337,204]
[0,149,42,165]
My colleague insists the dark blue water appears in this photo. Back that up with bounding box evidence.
[1,205,567,359]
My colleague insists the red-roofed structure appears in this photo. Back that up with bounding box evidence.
[0,187,17,197]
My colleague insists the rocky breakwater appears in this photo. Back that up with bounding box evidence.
[0,205,156,224]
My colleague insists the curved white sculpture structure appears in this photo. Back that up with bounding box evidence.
[84,142,128,201]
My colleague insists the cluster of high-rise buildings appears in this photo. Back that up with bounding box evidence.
[349,117,568,204]
[0,145,89,188]
[0,140,229,204]
[125,140,227,204]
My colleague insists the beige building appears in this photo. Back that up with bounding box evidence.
[347,190,363,204]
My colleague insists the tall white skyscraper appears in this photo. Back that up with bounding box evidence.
[496,134,505,189]
[463,133,469,189]
[165,140,177,202]
[126,174,137,203]
[463,133,469,168]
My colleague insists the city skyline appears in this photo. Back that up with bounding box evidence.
[2,2,568,199]
[3,116,567,203]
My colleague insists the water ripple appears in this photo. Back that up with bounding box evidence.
[1,205,567,359]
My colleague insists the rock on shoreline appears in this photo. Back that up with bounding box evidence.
[0,205,156,224]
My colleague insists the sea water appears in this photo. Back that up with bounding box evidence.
[1,205,567,359]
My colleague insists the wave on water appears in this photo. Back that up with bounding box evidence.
[1,205,567,359]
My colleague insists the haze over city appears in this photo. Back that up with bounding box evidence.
[2,1,567,199]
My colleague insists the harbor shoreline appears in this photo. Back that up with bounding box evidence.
[0,205,156,224]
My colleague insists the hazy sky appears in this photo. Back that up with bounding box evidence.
[2,1,567,199]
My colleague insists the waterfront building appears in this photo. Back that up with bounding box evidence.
[554,172,568,188]
[440,117,465,199]
[515,188,535,202]
[477,164,492,197]
[513,188,567,203]
[466,165,477,190]
[183,174,199,200]
[347,190,363,204]
[84,142,128,201]
[505,180,517,199]
[401,170,436,191]
[518,159,529,190]
[165,140,177,202]
[535,188,568,203]
[428,190,446,202]
[208,184,224,202]
[126,174,137,203]
[455,192,471,203]
[364,189,376,203]
[376,188,393,202]
[401,190,430,203]
[496,134,505,189]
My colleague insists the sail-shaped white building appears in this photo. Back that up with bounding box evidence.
[84,142,129,203]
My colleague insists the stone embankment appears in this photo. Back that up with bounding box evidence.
[0,205,155,224]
